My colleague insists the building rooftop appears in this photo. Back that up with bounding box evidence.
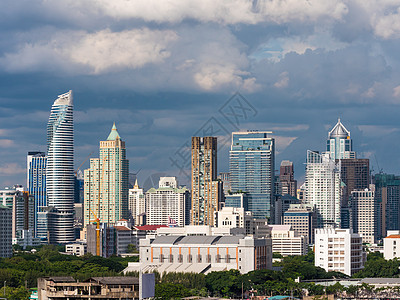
[329,118,350,138]
[47,276,75,283]
[385,235,400,239]
[114,226,131,231]
[107,123,121,141]
[88,277,139,285]
[134,225,167,231]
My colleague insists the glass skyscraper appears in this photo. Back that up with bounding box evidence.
[46,90,74,244]
[229,131,275,221]
[27,151,47,239]
[326,119,355,160]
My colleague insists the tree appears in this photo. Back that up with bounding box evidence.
[127,244,137,253]
[155,283,191,299]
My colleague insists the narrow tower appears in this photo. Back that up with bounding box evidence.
[46,91,74,244]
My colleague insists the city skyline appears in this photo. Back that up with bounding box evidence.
[2,1,400,190]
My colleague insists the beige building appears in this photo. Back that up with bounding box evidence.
[191,137,221,226]
[269,225,308,256]
[128,180,145,225]
[84,123,129,226]
[350,186,377,244]
[283,204,315,244]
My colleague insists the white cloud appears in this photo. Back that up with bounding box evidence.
[0,28,178,74]
[393,85,400,97]
[0,139,14,148]
[86,0,348,24]
[0,163,25,176]
[274,71,289,88]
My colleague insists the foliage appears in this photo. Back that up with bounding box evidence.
[155,283,191,299]
[353,251,400,278]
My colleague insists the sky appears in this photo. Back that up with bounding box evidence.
[1,0,400,189]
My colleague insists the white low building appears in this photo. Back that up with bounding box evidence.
[269,225,308,256]
[65,243,87,256]
[124,234,272,275]
[315,228,364,276]
[383,230,400,260]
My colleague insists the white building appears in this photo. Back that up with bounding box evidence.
[0,204,12,258]
[124,234,272,275]
[215,207,270,238]
[315,228,364,276]
[305,151,341,228]
[128,180,144,225]
[383,230,400,260]
[146,177,190,227]
[269,225,308,256]
[351,186,378,244]
[46,91,75,244]
[65,243,87,256]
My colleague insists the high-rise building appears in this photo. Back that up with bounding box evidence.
[191,137,221,226]
[218,172,231,198]
[284,204,315,244]
[279,160,297,197]
[350,186,378,244]
[128,179,145,225]
[46,90,75,244]
[326,119,356,160]
[374,173,400,238]
[84,124,129,227]
[27,151,47,239]
[146,177,191,226]
[0,187,35,239]
[230,131,275,221]
[0,204,12,258]
[305,151,341,228]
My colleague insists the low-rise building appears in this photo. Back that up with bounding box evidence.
[124,234,272,275]
[65,243,87,256]
[269,225,308,256]
[383,231,400,260]
[315,228,364,276]
[13,229,40,249]
[37,276,139,299]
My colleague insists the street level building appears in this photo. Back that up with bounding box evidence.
[124,234,272,275]
[315,228,364,276]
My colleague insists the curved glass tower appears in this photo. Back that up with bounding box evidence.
[46,90,74,244]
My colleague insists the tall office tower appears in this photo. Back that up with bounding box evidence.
[46,90,74,244]
[305,151,341,228]
[350,185,378,244]
[27,151,47,239]
[230,131,275,221]
[0,187,35,239]
[326,119,356,160]
[84,124,129,227]
[146,177,191,226]
[128,179,145,225]
[279,160,297,197]
[191,136,221,226]
[374,173,400,238]
[284,204,315,244]
[340,159,370,229]
[0,204,12,258]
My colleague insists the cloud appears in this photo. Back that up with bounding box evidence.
[0,139,14,147]
[0,28,178,74]
[393,85,400,97]
[88,0,348,24]
[0,163,25,176]
[274,71,289,88]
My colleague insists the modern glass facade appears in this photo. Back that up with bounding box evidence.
[229,131,275,221]
[27,151,47,239]
[225,193,249,211]
[46,90,75,244]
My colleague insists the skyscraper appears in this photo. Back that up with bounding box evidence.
[46,91,74,244]
[84,123,129,227]
[128,179,145,225]
[191,136,221,226]
[279,160,297,197]
[326,119,355,160]
[305,151,341,228]
[27,151,47,239]
[229,131,275,221]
